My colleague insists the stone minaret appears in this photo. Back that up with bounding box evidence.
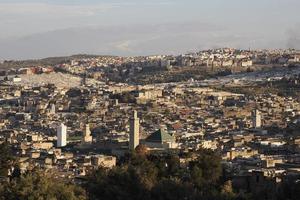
[252,109,262,128]
[82,123,93,143]
[129,110,140,150]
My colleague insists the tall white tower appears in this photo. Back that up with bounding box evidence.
[129,110,140,150]
[82,123,93,143]
[252,109,262,128]
[57,123,67,147]
[50,104,56,115]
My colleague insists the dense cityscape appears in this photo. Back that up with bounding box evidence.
[1,48,300,199]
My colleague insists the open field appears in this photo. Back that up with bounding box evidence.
[15,72,82,88]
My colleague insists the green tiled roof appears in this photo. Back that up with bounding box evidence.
[146,129,175,143]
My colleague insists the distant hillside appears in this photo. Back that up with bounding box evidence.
[0,54,103,70]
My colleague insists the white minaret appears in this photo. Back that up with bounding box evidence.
[50,104,56,115]
[82,123,93,143]
[252,109,262,128]
[57,123,67,147]
[129,110,140,150]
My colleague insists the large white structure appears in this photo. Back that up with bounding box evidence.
[129,110,140,150]
[252,109,262,128]
[82,123,93,143]
[57,123,67,147]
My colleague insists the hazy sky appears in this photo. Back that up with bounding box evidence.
[0,0,299,59]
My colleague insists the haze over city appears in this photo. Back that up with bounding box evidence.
[0,0,299,59]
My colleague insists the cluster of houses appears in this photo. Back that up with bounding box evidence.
[1,48,300,197]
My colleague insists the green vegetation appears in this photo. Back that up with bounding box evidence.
[0,142,15,177]
[0,146,246,200]
[2,147,300,200]
[85,149,242,200]
[0,171,87,200]
[0,142,86,200]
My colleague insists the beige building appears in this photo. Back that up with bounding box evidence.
[91,155,116,169]
[137,89,163,100]
[226,147,259,160]
[241,60,253,67]
[32,142,53,150]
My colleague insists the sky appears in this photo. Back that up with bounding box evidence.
[0,0,299,60]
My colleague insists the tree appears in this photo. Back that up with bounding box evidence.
[0,142,15,177]
[151,178,197,200]
[86,167,150,200]
[189,149,223,196]
[148,153,181,179]
[1,171,87,200]
[122,151,158,187]
[277,178,300,200]
[85,150,243,200]
[221,180,236,200]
